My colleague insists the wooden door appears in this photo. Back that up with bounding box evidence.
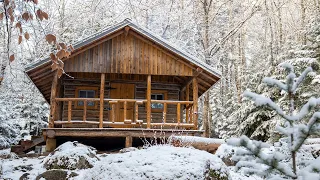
[109,83,135,122]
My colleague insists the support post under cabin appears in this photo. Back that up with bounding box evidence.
[125,136,133,148]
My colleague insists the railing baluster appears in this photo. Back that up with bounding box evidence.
[163,102,167,123]
[112,103,115,123]
[135,101,139,123]
[123,101,127,121]
[177,103,181,124]
[68,101,72,123]
[186,106,189,123]
[83,100,87,122]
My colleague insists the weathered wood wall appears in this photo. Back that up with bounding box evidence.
[64,33,193,76]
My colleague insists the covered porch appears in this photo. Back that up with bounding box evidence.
[49,72,201,130]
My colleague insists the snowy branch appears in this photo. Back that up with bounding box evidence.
[227,136,296,178]
[292,112,320,151]
[244,91,320,122]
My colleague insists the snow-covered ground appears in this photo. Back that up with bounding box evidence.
[2,138,319,180]
[1,142,231,180]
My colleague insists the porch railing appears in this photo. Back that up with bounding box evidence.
[53,98,196,129]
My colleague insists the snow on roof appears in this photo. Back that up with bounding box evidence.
[25,19,221,78]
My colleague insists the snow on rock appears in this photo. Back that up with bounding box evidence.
[77,145,229,180]
[171,135,225,145]
[119,147,139,153]
[1,156,45,180]
[43,141,99,170]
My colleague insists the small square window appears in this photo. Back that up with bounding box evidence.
[147,90,167,112]
[75,87,98,109]
[78,90,96,106]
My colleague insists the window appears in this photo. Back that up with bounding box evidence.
[151,94,165,109]
[147,90,168,112]
[75,87,98,109]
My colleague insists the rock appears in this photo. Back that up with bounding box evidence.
[19,173,29,180]
[43,141,99,170]
[36,169,78,180]
[14,164,33,172]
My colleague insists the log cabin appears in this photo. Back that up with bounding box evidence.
[25,19,220,151]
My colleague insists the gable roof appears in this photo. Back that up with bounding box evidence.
[25,19,220,102]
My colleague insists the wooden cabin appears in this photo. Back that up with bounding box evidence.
[25,19,220,151]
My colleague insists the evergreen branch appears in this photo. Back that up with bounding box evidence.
[227,136,296,178]
[243,91,290,121]
[244,91,320,122]
[292,67,313,93]
[292,112,320,151]
[262,77,287,91]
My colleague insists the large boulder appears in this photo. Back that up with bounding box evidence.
[36,169,78,180]
[43,141,99,170]
[77,145,229,180]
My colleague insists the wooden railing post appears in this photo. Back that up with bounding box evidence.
[83,100,87,122]
[177,103,181,124]
[49,70,59,128]
[99,73,105,128]
[68,101,72,122]
[193,77,198,130]
[163,103,167,123]
[146,75,151,129]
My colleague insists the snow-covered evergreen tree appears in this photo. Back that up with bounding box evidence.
[227,63,320,179]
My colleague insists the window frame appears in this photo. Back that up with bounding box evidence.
[146,90,168,112]
[74,86,99,109]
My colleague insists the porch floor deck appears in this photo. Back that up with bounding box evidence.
[43,128,204,138]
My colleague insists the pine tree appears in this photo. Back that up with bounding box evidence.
[227,63,320,179]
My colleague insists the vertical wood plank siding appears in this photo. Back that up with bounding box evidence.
[64,33,193,76]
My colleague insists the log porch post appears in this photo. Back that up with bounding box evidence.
[99,73,105,128]
[49,70,59,128]
[146,75,151,129]
[192,77,198,130]
[185,84,190,123]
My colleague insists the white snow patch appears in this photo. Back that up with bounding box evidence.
[76,145,229,180]
[171,135,225,145]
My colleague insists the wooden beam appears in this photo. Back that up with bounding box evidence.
[181,69,203,92]
[125,136,132,148]
[186,84,189,122]
[124,26,130,36]
[68,101,72,122]
[49,71,59,128]
[43,128,204,138]
[147,75,151,129]
[99,73,105,128]
[177,103,181,124]
[83,100,87,122]
[45,138,56,152]
[163,103,167,123]
[193,77,198,130]
[124,101,127,121]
